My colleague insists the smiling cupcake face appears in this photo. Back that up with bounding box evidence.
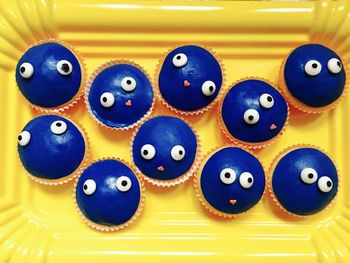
[158,45,222,112]
[199,147,265,215]
[221,79,288,144]
[272,147,338,216]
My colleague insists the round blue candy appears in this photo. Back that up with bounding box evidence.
[221,79,288,143]
[272,147,338,216]
[87,64,154,128]
[76,159,142,227]
[16,42,82,108]
[284,44,346,107]
[18,115,86,180]
[199,147,265,215]
[158,45,222,112]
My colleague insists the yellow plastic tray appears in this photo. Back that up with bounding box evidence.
[1,0,350,262]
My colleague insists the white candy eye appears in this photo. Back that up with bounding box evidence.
[220,168,236,184]
[239,172,254,188]
[19,62,34,78]
[100,92,115,108]
[172,53,188,68]
[18,131,31,146]
[259,93,274,109]
[50,121,67,135]
[83,179,96,195]
[56,60,73,76]
[116,176,132,192]
[201,80,216,96]
[300,168,318,184]
[171,145,185,161]
[141,144,156,160]
[304,60,322,76]
[121,77,136,92]
[327,58,342,74]
[243,109,260,125]
[318,176,333,193]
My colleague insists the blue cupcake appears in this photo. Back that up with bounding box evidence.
[270,146,338,216]
[281,44,346,113]
[75,159,144,231]
[158,45,223,115]
[18,115,88,184]
[16,41,85,112]
[132,116,199,187]
[195,147,265,217]
[220,79,288,148]
[86,61,154,129]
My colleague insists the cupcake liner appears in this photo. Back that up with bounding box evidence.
[154,43,226,117]
[193,145,267,219]
[16,38,87,113]
[73,157,145,232]
[130,113,202,187]
[267,144,340,218]
[84,59,155,131]
[218,77,290,149]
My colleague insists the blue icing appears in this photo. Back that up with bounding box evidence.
[284,44,346,107]
[221,79,288,143]
[158,45,222,112]
[272,148,338,216]
[16,42,82,108]
[18,115,85,180]
[88,64,154,128]
[132,116,197,181]
[200,147,265,214]
[76,159,141,226]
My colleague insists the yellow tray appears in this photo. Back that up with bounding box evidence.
[1,0,350,262]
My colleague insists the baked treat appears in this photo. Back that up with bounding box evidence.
[18,115,88,185]
[16,41,84,112]
[220,79,288,148]
[270,146,338,216]
[157,45,223,115]
[132,116,199,187]
[195,146,265,218]
[75,159,144,231]
[280,44,346,113]
[86,61,154,129]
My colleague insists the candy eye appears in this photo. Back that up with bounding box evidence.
[239,172,254,188]
[116,176,132,192]
[259,93,274,109]
[171,145,185,161]
[19,62,34,78]
[300,168,318,184]
[318,176,333,193]
[18,131,31,146]
[140,144,156,160]
[201,81,216,96]
[220,168,236,184]
[50,121,67,135]
[172,53,188,68]
[83,179,96,195]
[121,77,137,92]
[304,60,322,76]
[327,58,342,74]
[243,109,260,125]
[56,60,73,76]
[100,92,115,108]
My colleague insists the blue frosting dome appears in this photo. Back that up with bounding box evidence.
[283,44,346,108]
[87,63,154,128]
[16,42,83,108]
[18,115,86,181]
[198,147,265,215]
[158,45,222,113]
[75,159,142,228]
[221,79,288,144]
[271,147,338,216]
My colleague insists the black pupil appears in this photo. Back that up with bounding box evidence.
[143,150,148,155]
[327,181,332,187]
[102,97,107,102]
[83,184,87,190]
[209,86,214,92]
[308,173,314,179]
[179,150,183,155]
[248,177,253,183]
[248,115,254,121]
[18,135,22,141]
[312,63,318,68]
[224,172,231,178]
[61,63,70,72]
[267,96,272,102]
[126,79,132,85]
[177,55,181,60]
[20,67,25,73]
[56,122,62,127]
[337,61,341,67]
[121,180,128,187]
